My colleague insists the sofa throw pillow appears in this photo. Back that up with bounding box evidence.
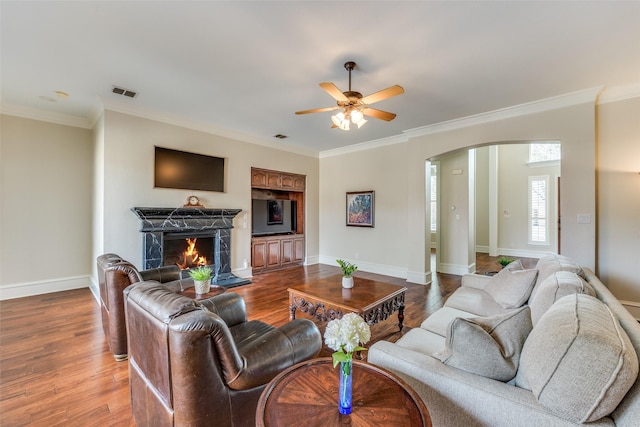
[433,306,532,382]
[484,268,539,309]
[515,294,638,423]
[504,259,524,271]
[529,254,586,301]
[528,271,595,325]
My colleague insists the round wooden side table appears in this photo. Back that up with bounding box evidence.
[256,357,431,427]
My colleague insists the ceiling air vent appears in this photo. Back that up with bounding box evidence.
[273,134,288,139]
[112,86,138,98]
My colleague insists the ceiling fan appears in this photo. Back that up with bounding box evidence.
[295,61,404,130]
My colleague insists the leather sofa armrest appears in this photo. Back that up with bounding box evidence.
[461,273,492,290]
[199,293,248,327]
[227,318,322,390]
[140,265,181,283]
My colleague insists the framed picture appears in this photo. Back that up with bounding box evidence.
[267,200,284,225]
[346,191,375,227]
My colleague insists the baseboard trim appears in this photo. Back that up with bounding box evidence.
[304,255,321,266]
[407,270,432,286]
[0,275,92,301]
[438,262,475,276]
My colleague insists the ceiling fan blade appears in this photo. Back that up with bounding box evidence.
[295,106,339,115]
[363,107,397,121]
[361,85,404,105]
[319,82,349,102]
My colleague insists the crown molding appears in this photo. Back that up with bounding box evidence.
[597,82,640,104]
[98,97,319,158]
[0,103,92,129]
[320,86,607,157]
[319,133,409,158]
[402,86,604,139]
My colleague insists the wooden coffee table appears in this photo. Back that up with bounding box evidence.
[256,357,431,427]
[288,275,407,331]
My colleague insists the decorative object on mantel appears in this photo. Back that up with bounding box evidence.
[324,313,371,415]
[183,195,204,208]
[189,266,212,294]
[346,191,375,227]
[337,259,358,289]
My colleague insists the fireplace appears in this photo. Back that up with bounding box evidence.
[131,207,250,287]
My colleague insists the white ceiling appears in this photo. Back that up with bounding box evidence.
[2,1,639,154]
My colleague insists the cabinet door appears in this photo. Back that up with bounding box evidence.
[267,172,282,189]
[281,238,294,265]
[293,237,305,263]
[281,174,295,189]
[251,240,267,270]
[293,176,305,191]
[266,239,281,268]
[251,169,268,188]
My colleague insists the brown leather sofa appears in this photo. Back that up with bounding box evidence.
[124,281,322,427]
[97,253,182,361]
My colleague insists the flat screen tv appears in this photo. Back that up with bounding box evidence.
[252,199,297,236]
[154,146,225,192]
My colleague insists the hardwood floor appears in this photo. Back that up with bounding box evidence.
[0,254,535,426]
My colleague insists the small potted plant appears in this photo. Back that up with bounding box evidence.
[497,256,516,269]
[336,259,358,289]
[189,266,212,294]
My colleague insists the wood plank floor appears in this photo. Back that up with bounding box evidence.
[0,254,535,426]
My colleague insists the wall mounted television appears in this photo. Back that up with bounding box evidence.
[154,146,225,192]
[252,199,297,236]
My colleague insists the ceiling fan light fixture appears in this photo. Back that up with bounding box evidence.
[355,117,367,128]
[351,109,363,123]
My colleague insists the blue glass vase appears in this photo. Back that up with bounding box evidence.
[338,359,353,414]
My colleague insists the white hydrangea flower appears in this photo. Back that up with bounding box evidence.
[324,312,371,354]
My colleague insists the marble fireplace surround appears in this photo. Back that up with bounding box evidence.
[131,207,250,288]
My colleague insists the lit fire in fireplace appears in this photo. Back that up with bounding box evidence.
[177,238,209,269]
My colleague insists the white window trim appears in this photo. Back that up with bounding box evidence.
[528,175,550,246]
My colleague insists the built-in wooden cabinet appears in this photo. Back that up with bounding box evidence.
[251,168,305,192]
[251,234,305,273]
[251,168,306,273]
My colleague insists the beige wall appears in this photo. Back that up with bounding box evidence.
[322,102,597,285]
[319,143,411,278]
[475,147,490,251]
[97,110,320,278]
[596,96,640,313]
[497,144,560,255]
[2,96,638,310]
[0,115,93,298]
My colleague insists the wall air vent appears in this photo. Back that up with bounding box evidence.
[112,86,138,98]
[273,134,288,139]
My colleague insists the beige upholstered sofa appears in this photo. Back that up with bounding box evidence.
[369,254,640,426]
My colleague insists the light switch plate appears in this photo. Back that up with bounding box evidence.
[577,214,591,224]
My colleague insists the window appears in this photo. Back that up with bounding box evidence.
[529,143,561,163]
[529,175,549,245]
[430,165,437,232]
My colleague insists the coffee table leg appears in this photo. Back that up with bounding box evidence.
[289,293,297,320]
[397,305,405,332]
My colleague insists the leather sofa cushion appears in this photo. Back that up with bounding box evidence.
[516,293,638,423]
[484,268,539,309]
[434,306,532,382]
